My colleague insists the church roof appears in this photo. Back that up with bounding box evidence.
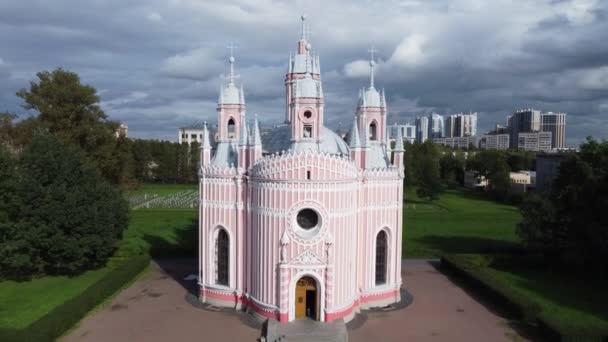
[261,124,349,155]
[210,141,237,167]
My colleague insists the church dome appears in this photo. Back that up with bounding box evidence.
[262,125,349,155]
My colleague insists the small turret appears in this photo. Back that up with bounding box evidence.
[200,121,212,167]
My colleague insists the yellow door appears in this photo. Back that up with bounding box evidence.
[295,285,306,318]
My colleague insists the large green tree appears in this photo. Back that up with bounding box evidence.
[518,137,608,268]
[0,134,129,278]
[14,68,134,187]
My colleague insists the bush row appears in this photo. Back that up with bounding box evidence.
[0,255,150,342]
[441,254,608,342]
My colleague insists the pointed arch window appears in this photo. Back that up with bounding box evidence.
[216,229,229,286]
[375,230,388,285]
[227,118,236,139]
[369,122,378,141]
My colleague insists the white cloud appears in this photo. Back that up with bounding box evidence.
[101,91,149,108]
[343,59,371,78]
[388,34,427,67]
[161,47,223,80]
[146,12,163,23]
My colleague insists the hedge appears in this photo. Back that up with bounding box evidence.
[440,254,542,321]
[0,255,150,342]
[441,254,608,342]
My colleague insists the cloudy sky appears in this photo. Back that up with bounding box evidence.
[1,0,607,146]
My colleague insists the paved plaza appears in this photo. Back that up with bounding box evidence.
[64,259,531,342]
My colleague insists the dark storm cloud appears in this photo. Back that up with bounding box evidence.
[1,0,607,146]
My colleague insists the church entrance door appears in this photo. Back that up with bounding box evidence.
[295,276,318,320]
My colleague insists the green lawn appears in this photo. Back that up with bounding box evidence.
[0,203,197,330]
[128,183,198,197]
[117,208,197,257]
[404,187,522,258]
[445,254,608,337]
[0,267,112,329]
[491,264,608,329]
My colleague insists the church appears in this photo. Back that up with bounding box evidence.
[198,16,405,323]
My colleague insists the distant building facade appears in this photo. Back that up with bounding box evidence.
[428,113,444,139]
[517,131,552,152]
[464,171,488,189]
[540,112,567,149]
[507,109,541,148]
[536,153,568,193]
[445,112,477,138]
[415,116,429,143]
[479,134,509,150]
[389,123,416,144]
[433,136,478,149]
[178,123,208,145]
[509,171,536,193]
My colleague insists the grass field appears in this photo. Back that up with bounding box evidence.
[445,254,608,336]
[491,264,608,329]
[403,187,522,258]
[128,183,198,196]
[0,184,198,330]
[0,268,112,329]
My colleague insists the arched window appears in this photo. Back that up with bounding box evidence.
[369,121,378,141]
[216,229,229,286]
[227,118,236,138]
[375,230,388,285]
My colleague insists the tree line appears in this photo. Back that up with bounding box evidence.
[1,69,200,189]
[403,139,536,202]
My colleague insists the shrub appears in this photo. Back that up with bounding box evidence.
[0,134,130,278]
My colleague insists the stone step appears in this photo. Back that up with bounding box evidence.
[264,318,348,342]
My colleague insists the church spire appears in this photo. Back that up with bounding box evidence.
[300,14,307,41]
[368,47,377,89]
[227,43,238,85]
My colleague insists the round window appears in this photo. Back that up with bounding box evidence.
[296,208,318,230]
[303,110,312,119]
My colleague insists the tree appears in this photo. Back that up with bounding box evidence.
[15,68,134,187]
[467,150,510,201]
[517,137,608,268]
[414,141,442,200]
[440,151,465,186]
[0,134,130,278]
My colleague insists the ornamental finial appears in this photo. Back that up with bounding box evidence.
[226,43,239,85]
[368,46,377,89]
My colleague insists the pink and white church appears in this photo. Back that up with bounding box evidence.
[198,16,405,323]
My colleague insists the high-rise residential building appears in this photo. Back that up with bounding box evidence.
[444,112,477,138]
[517,131,552,152]
[428,113,444,138]
[389,123,416,144]
[540,112,567,149]
[479,134,510,150]
[507,109,541,148]
[415,116,429,143]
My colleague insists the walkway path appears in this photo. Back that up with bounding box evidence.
[349,260,529,341]
[64,259,530,342]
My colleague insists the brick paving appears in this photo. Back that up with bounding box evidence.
[64,259,531,342]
